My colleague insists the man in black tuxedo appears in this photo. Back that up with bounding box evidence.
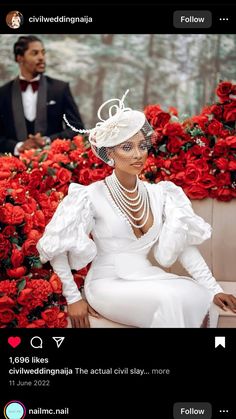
[0,35,84,155]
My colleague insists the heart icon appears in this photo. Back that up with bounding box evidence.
[8,336,21,348]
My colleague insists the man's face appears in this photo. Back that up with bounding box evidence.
[12,16,20,27]
[17,41,46,77]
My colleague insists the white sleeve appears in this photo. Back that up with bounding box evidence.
[50,253,83,305]
[36,182,97,271]
[14,141,24,156]
[153,181,212,268]
[178,245,223,296]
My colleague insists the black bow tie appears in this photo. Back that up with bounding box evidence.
[19,79,39,92]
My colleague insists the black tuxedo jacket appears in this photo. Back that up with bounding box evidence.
[0,75,84,154]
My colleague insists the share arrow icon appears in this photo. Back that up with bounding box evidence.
[52,337,65,348]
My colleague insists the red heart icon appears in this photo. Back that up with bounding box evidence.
[8,336,21,348]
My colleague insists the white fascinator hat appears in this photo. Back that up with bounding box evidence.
[64,90,154,164]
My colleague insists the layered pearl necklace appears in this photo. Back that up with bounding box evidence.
[105,172,150,229]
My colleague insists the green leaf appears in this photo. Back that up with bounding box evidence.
[9,237,19,244]
[39,153,48,163]
[70,142,77,150]
[47,167,56,176]
[17,279,26,292]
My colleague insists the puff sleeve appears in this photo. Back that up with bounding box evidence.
[36,183,97,270]
[36,183,97,304]
[153,181,212,268]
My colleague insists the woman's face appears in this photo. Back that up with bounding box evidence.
[108,131,148,175]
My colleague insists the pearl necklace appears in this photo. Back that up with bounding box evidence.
[105,172,150,229]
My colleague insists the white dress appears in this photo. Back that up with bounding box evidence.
[36,176,223,328]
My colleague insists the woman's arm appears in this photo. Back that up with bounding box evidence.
[50,253,100,327]
[178,246,236,312]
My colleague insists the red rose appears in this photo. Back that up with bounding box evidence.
[210,104,223,119]
[11,247,24,268]
[184,185,209,200]
[53,153,71,164]
[163,122,184,137]
[22,239,37,256]
[200,175,217,189]
[171,159,185,172]
[225,136,236,148]
[207,120,223,136]
[41,307,59,325]
[228,160,236,171]
[0,188,7,204]
[223,103,236,122]
[56,311,68,328]
[185,164,202,184]
[194,159,209,173]
[2,226,17,238]
[28,169,43,189]
[0,234,11,259]
[0,280,17,297]
[213,139,228,156]
[79,168,92,185]
[167,137,182,153]
[57,167,72,185]
[215,158,229,171]
[191,115,208,130]
[49,273,62,294]
[21,198,37,214]
[0,170,11,180]
[26,319,46,328]
[151,110,171,129]
[50,139,71,153]
[0,296,15,308]
[6,266,27,278]
[17,288,33,305]
[22,214,34,235]
[216,187,232,201]
[10,188,27,205]
[27,229,42,241]
[0,309,15,324]
[33,210,45,229]
[216,172,231,186]
[90,168,107,182]
[1,203,25,225]
[216,81,233,101]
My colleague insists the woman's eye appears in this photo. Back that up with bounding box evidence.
[140,143,147,150]
[122,144,132,151]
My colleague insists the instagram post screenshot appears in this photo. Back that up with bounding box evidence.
[0,2,236,418]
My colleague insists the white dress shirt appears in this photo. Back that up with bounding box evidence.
[14,75,40,156]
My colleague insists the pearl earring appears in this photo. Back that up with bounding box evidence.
[108,158,115,167]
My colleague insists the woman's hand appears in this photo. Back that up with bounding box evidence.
[68,299,100,328]
[213,292,236,313]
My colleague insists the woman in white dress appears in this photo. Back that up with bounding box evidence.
[36,91,236,328]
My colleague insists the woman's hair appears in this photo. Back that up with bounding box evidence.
[13,35,42,61]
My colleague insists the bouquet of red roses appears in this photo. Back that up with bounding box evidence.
[143,80,236,201]
[0,135,111,328]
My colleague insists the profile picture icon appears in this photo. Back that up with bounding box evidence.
[6,11,23,29]
[4,400,26,419]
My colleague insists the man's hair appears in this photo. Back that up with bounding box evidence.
[13,36,42,62]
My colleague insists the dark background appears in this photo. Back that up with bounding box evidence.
[0,4,236,33]
[1,329,235,419]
